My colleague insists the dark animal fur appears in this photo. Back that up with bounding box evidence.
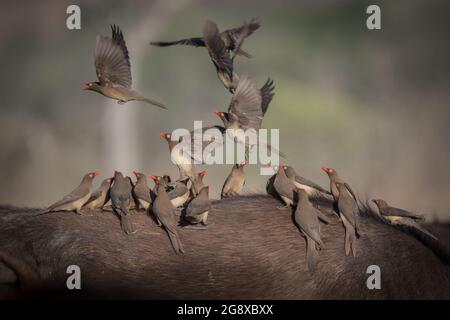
[0,195,449,299]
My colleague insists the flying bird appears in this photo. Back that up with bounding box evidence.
[372,199,438,241]
[214,77,284,158]
[150,18,260,59]
[203,19,252,93]
[83,25,167,109]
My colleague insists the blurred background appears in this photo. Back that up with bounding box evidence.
[0,0,449,220]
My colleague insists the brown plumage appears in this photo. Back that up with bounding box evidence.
[150,18,260,58]
[132,171,153,211]
[213,77,283,157]
[110,171,136,235]
[159,132,196,181]
[83,25,167,109]
[203,20,256,93]
[83,177,113,210]
[372,199,438,241]
[221,161,247,199]
[41,171,100,215]
[185,186,211,226]
[151,175,184,254]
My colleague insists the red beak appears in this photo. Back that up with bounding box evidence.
[82,83,90,90]
[213,109,221,116]
[149,174,158,181]
[93,171,100,177]
[159,132,166,138]
[320,166,328,173]
[199,170,206,177]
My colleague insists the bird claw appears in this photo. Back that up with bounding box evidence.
[277,205,290,210]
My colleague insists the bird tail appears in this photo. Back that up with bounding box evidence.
[34,209,52,216]
[343,218,357,257]
[139,96,168,109]
[150,38,205,47]
[306,237,319,272]
[401,219,439,241]
[167,230,184,254]
[119,214,135,235]
[150,40,185,47]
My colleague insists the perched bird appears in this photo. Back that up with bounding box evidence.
[203,20,253,93]
[185,186,211,228]
[150,18,260,59]
[214,77,283,158]
[132,171,153,211]
[83,24,167,109]
[295,188,325,272]
[151,175,184,254]
[321,166,353,202]
[191,170,206,196]
[270,164,296,208]
[83,177,113,210]
[160,132,196,181]
[283,165,332,201]
[168,177,190,208]
[336,182,359,257]
[110,171,135,235]
[42,171,99,215]
[372,199,438,240]
[221,161,248,199]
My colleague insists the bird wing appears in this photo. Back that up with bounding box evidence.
[181,126,226,163]
[296,210,322,245]
[154,201,178,234]
[224,18,260,43]
[133,185,152,204]
[344,182,357,201]
[187,196,211,216]
[150,37,205,47]
[228,77,263,130]
[95,25,132,88]
[260,78,275,116]
[47,185,90,210]
[85,189,102,204]
[168,183,188,199]
[337,188,358,227]
[296,175,329,194]
[203,20,233,80]
[382,206,424,220]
